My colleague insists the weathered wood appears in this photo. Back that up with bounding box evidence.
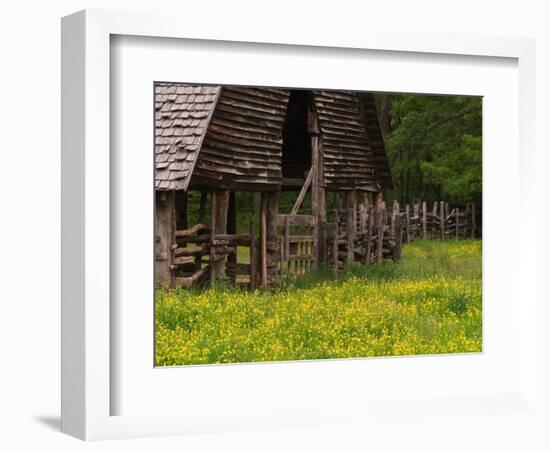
[155,191,175,287]
[249,221,257,290]
[422,201,427,240]
[284,215,290,263]
[405,204,410,243]
[311,132,321,268]
[359,204,367,233]
[209,190,217,284]
[345,191,356,263]
[212,190,230,281]
[364,206,373,264]
[173,245,208,257]
[276,214,315,227]
[279,237,284,278]
[393,214,402,261]
[173,266,209,289]
[174,223,208,238]
[375,193,384,263]
[290,166,313,217]
[227,191,237,282]
[260,194,268,288]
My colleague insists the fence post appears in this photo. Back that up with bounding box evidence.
[405,204,410,243]
[393,213,402,261]
[345,191,356,263]
[365,206,373,264]
[249,221,257,290]
[422,201,427,240]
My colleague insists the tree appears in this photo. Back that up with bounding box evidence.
[378,93,482,205]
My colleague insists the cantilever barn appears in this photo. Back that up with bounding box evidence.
[154,83,394,289]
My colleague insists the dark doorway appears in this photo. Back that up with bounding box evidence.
[282,90,312,181]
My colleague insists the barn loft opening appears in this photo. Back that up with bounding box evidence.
[282,90,312,183]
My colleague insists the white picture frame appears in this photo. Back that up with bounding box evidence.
[61,9,538,441]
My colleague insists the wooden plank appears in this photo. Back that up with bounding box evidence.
[212,190,230,280]
[364,206,373,265]
[209,189,217,285]
[276,214,315,227]
[174,223,208,238]
[173,266,210,289]
[405,204,410,243]
[345,191,356,263]
[155,191,175,287]
[249,221,257,290]
[393,214,402,261]
[375,193,384,263]
[260,194,268,288]
[173,245,208,257]
[422,201,427,240]
[311,132,320,269]
[290,166,314,216]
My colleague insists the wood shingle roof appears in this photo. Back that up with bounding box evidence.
[155,83,220,190]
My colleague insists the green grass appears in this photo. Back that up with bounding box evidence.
[155,240,482,366]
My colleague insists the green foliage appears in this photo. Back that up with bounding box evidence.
[155,240,482,366]
[381,94,482,204]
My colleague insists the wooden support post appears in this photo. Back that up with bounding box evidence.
[440,200,445,239]
[155,191,176,287]
[332,222,339,277]
[345,191,356,263]
[359,203,367,233]
[284,215,290,273]
[393,213,402,261]
[260,193,268,288]
[210,189,230,283]
[249,221,257,290]
[422,201,427,240]
[471,203,476,238]
[310,132,324,268]
[375,193,384,263]
[405,204,410,243]
[279,236,284,279]
[209,190,217,285]
[364,206,373,264]
[227,191,237,282]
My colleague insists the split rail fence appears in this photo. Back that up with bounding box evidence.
[167,199,479,290]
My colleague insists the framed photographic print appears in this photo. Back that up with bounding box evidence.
[61,9,539,441]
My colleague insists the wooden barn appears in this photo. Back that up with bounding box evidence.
[155,83,394,289]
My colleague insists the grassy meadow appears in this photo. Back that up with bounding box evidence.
[155,240,482,366]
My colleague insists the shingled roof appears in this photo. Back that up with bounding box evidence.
[155,83,220,190]
[155,83,392,192]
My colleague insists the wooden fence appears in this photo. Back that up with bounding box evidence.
[168,199,480,290]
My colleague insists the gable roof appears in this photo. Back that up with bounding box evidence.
[155,84,393,192]
[312,90,380,191]
[154,83,220,190]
